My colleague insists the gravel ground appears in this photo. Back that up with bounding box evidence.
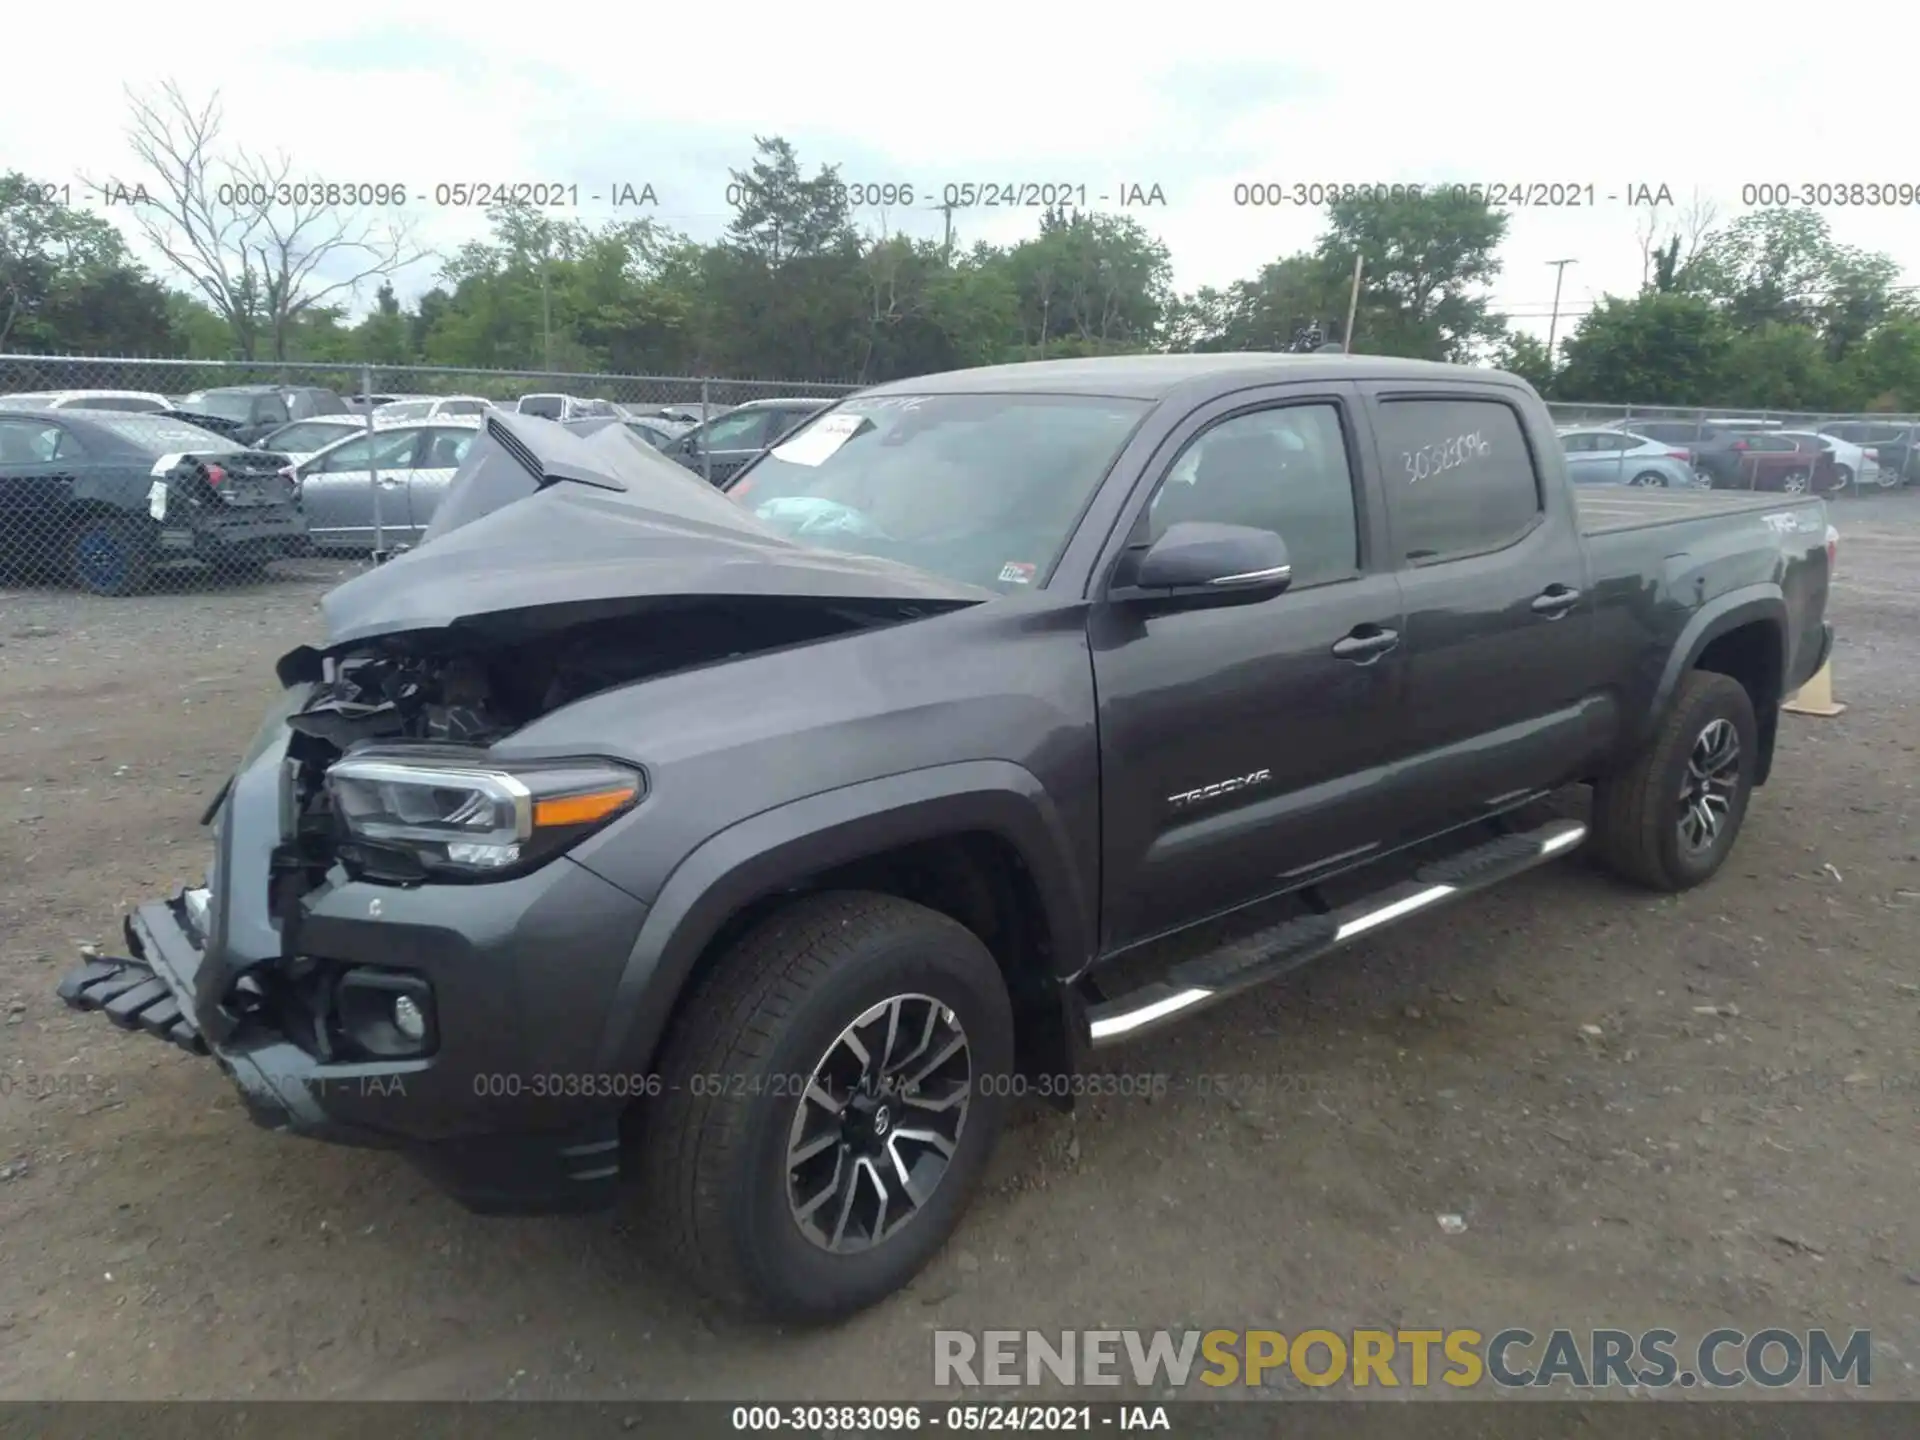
[1,499,1916,1402]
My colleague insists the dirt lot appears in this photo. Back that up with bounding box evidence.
[1,499,1916,1402]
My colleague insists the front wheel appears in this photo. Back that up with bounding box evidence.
[638,891,1014,1321]
[1628,470,1667,488]
[1589,671,1758,892]
[1779,469,1811,495]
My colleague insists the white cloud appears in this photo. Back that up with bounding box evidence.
[6,0,1914,346]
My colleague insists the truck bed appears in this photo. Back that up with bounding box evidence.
[1575,486,1822,536]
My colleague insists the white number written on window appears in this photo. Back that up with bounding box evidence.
[1402,431,1490,483]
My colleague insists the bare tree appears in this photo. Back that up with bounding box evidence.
[1637,187,1720,292]
[95,81,428,360]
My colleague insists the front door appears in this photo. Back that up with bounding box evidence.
[1090,386,1409,951]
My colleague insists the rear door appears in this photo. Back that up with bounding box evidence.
[1091,383,1411,948]
[1360,383,1600,835]
[299,427,425,550]
[405,426,479,541]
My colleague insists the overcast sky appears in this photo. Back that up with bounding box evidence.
[8,0,1916,346]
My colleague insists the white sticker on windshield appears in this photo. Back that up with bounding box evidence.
[147,480,168,520]
[769,412,867,467]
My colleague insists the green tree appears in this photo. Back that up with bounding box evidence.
[1554,293,1734,405]
[1316,189,1510,360]
[1491,331,1555,394]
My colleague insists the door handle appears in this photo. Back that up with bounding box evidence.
[1331,626,1400,663]
[376,476,405,489]
[1531,585,1581,617]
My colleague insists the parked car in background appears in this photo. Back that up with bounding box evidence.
[256,416,369,466]
[345,392,419,413]
[660,396,833,484]
[0,389,175,413]
[373,395,498,422]
[1556,428,1699,488]
[1614,420,1748,487]
[287,417,482,552]
[516,393,625,421]
[648,403,732,425]
[1819,420,1919,487]
[1773,431,1879,492]
[167,385,350,444]
[1719,431,1837,494]
[620,414,694,450]
[0,406,305,594]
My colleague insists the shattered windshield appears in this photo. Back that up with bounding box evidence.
[724,392,1148,591]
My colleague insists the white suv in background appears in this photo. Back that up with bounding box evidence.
[371,395,499,422]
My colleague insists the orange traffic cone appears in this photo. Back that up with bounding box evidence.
[1782,660,1845,717]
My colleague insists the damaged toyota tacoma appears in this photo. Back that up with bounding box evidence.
[61,357,1836,1320]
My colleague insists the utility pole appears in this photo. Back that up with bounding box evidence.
[935,200,957,264]
[1342,252,1365,351]
[1545,258,1577,371]
[540,261,553,371]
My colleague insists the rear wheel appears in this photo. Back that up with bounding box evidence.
[1830,464,1855,493]
[70,515,154,597]
[638,891,1014,1321]
[1590,671,1758,892]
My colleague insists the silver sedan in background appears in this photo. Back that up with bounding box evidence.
[1557,428,1702,488]
[290,417,483,552]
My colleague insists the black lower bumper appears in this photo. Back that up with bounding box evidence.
[58,953,208,1053]
[56,884,636,1216]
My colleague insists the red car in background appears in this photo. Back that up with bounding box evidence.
[1731,432,1841,495]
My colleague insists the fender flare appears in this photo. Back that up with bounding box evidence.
[1637,584,1787,750]
[592,760,1094,1076]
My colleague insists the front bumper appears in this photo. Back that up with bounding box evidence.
[58,855,654,1215]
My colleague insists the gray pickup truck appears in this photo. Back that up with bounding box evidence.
[61,355,1835,1321]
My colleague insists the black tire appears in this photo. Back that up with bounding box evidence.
[638,891,1014,1321]
[1831,464,1854,494]
[1590,671,1758,892]
[1628,470,1667,488]
[69,514,155,597]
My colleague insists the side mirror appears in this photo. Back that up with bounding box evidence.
[1126,522,1293,601]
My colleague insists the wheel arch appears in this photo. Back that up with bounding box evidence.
[594,760,1095,1090]
[1644,587,1787,785]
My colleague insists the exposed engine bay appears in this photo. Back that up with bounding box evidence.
[271,594,954,885]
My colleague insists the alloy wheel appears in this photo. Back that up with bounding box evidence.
[786,993,972,1254]
[1678,718,1741,855]
[1781,471,1809,495]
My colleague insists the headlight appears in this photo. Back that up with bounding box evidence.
[325,748,643,881]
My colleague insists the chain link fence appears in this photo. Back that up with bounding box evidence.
[0,355,860,597]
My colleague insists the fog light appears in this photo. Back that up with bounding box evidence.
[392,994,426,1042]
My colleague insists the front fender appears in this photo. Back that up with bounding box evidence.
[591,760,1094,1077]
[1637,584,1786,749]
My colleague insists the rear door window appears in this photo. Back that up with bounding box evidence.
[1374,396,1543,565]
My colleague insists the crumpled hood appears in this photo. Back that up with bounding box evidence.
[307,410,990,652]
